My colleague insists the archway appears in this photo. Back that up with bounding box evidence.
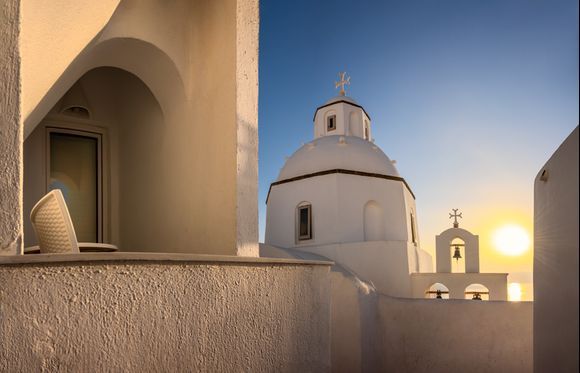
[24,37,186,139]
[364,201,385,241]
[450,238,466,273]
[24,66,166,252]
[465,284,490,301]
[426,283,450,299]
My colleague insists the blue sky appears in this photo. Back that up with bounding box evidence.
[258,0,578,282]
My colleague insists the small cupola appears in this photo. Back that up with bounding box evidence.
[313,72,372,141]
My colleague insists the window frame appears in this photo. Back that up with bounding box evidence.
[326,114,337,132]
[410,212,417,244]
[296,203,313,242]
[44,120,108,243]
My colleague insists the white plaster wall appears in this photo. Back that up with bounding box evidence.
[295,241,414,297]
[0,258,331,372]
[261,244,530,372]
[20,0,121,127]
[376,294,533,372]
[266,174,410,248]
[0,0,22,255]
[534,126,579,373]
[411,272,508,300]
[17,0,260,256]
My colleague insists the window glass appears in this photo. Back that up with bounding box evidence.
[49,132,99,242]
[364,120,369,139]
[327,115,336,131]
[298,205,312,240]
[410,213,417,243]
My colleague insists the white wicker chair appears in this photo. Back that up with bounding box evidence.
[30,189,80,253]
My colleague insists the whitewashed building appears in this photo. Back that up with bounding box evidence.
[265,82,433,297]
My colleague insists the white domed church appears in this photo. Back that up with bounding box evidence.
[265,74,433,297]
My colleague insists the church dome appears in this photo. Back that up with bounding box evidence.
[277,135,400,181]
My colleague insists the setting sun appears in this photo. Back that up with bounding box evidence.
[493,225,531,256]
[508,283,523,301]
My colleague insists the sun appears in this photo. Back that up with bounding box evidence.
[493,224,530,256]
[508,283,523,301]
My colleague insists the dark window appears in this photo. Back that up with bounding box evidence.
[327,115,336,131]
[410,213,417,243]
[298,205,312,240]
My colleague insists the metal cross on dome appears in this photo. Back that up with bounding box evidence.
[449,208,462,228]
[335,72,350,96]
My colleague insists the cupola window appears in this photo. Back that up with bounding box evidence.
[327,115,336,132]
[364,120,370,140]
[297,203,312,241]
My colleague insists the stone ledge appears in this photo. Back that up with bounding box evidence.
[0,252,333,266]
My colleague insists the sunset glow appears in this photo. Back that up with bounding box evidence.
[508,283,523,302]
[493,225,531,256]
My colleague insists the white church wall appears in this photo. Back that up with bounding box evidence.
[376,294,533,372]
[15,0,259,256]
[266,174,410,248]
[534,126,579,373]
[301,241,414,297]
[0,255,331,372]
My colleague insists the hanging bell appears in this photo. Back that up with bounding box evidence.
[472,292,482,300]
[453,246,462,262]
[436,290,442,299]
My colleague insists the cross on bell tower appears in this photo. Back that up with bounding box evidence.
[449,209,462,228]
[335,72,350,96]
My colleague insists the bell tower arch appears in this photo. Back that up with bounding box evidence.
[435,210,480,273]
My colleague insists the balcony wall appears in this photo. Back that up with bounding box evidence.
[0,254,331,372]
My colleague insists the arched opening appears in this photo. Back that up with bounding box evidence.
[364,201,385,241]
[348,111,360,136]
[24,66,165,252]
[450,237,466,273]
[465,284,489,301]
[426,283,450,299]
[326,111,337,133]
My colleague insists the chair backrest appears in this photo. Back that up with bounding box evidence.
[30,189,79,253]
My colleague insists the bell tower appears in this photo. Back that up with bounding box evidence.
[435,209,481,273]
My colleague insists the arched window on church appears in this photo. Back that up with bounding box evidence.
[364,201,385,241]
[296,202,312,241]
[410,212,417,244]
[465,284,489,301]
[426,283,449,299]
[450,238,466,273]
[364,119,370,140]
[326,113,336,132]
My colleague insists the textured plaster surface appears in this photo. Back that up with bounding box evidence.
[534,126,579,373]
[261,244,532,372]
[235,0,259,257]
[0,260,331,372]
[376,295,533,372]
[0,0,22,256]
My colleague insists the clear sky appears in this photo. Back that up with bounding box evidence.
[258,0,579,300]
